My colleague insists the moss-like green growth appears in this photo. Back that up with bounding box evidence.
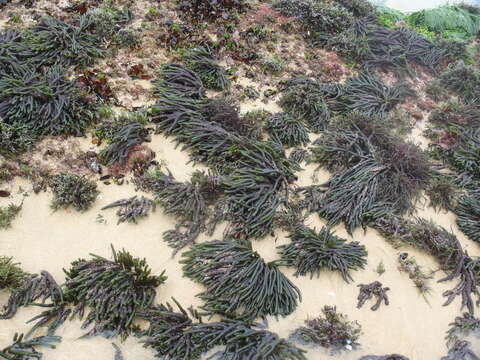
[64,246,167,338]
[265,113,309,148]
[407,5,480,41]
[376,6,404,28]
[49,173,99,212]
[0,203,22,230]
[182,47,230,90]
[425,174,460,212]
[278,225,367,282]
[291,305,361,351]
[181,240,301,321]
[0,256,27,290]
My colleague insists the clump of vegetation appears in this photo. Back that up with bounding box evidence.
[93,108,148,143]
[428,100,480,131]
[375,261,386,276]
[201,97,247,136]
[265,113,309,148]
[455,191,480,244]
[359,356,410,360]
[99,123,150,165]
[273,0,355,36]
[431,61,480,101]
[49,173,99,212]
[152,63,205,99]
[376,6,404,28]
[26,16,103,67]
[181,240,301,321]
[372,216,480,314]
[0,203,22,230]
[258,56,284,75]
[86,5,133,44]
[407,5,480,41]
[398,253,433,296]
[290,305,361,351]
[134,168,218,253]
[357,281,390,311]
[1,271,62,319]
[441,339,479,360]
[0,333,61,360]
[182,47,230,90]
[279,77,331,132]
[140,299,307,360]
[446,312,480,348]
[101,196,156,224]
[0,121,36,156]
[64,246,167,338]
[425,174,460,212]
[0,66,93,137]
[278,225,367,282]
[310,112,431,233]
[176,0,249,22]
[0,256,27,290]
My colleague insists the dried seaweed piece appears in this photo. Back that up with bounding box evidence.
[357,281,390,311]
[99,123,150,166]
[49,173,99,212]
[112,343,124,360]
[182,47,230,90]
[456,191,480,244]
[152,64,205,99]
[102,195,156,224]
[278,225,367,282]
[265,113,309,148]
[446,313,480,348]
[372,216,480,314]
[0,271,62,319]
[290,305,361,351]
[0,256,27,290]
[0,202,22,230]
[398,253,433,296]
[0,65,93,137]
[0,333,61,360]
[64,246,167,338]
[181,240,301,321]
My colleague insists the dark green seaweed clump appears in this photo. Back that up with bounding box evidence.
[278,225,367,282]
[0,66,93,137]
[441,340,480,360]
[24,16,103,67]
[99,122,150,165]
[101,196,156,224]
[425,174,460,212]
[1,271,63,320]
[182,47,230,90]
[372,216,480,314]
[0,256,27,290]
[290,305,361,351]
[134,167,218,253]
[49,173,99,212]
[139,299,307,360]
[265,113,309,148]
[64,246,167,338]
[0,203,22,230]
[430,61,480,101]
[0,333,61,360]
[152,63,205,99]
[455,191,480,244]
[181,240,301,321]
[0,120,36,156]
[176,0,249,22]
[309,112,431,233]
[279,77,331,132]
